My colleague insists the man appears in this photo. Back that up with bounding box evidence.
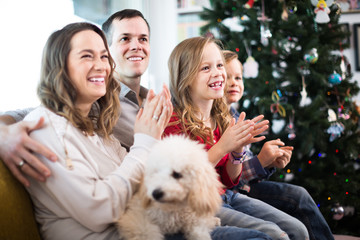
[0,9,270,240]
[102,9,152,152]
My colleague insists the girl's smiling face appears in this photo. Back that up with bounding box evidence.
[189,42,226,105]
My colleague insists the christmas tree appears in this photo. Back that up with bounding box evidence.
[200,0,360,235]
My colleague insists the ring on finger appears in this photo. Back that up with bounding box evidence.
[18,160,26,168]
[152,115,159,120]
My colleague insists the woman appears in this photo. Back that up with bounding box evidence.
[23,22,172,240]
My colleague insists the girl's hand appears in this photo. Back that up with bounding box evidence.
[217,112,254,155]
[134,85,173,140]
[243,115,269,146]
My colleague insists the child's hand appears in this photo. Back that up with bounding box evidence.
[257,139,293,169]
[243,115,268,146]
[217,112,254,154]
[269,146,293,169]
[250,115,269,136]
[257,139,284,168]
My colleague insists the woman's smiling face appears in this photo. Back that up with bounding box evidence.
[67,30,111,114]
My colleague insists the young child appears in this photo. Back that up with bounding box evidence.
[223,50,292,178]
[223,50,335,240]
[164,37,309,240]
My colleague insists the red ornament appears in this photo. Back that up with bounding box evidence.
[271,47,278,55]
[244,0,255,9]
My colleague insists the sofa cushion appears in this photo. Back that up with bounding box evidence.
[0,159,42,240]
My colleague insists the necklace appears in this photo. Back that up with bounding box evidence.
[63,131,74,170]
[212,120,217,131]
[201,116,216,131]
[45,109,74,170]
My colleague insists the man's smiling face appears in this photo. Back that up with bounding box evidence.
[109,16,150,84]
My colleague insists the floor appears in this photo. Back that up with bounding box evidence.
[333,235,360,240]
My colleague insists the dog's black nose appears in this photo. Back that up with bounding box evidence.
[152,189,164,200]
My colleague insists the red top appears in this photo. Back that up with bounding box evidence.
[163,114,241,193]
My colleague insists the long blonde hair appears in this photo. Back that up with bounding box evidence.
[37,22,120,139]
[168,37,232,145]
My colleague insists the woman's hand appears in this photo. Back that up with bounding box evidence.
[134,84,173,140]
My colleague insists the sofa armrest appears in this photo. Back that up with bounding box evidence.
[0,159,42,240]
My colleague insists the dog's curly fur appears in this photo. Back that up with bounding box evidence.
[117,135,222,240]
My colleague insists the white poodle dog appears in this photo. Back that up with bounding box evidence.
[117,135,222,240]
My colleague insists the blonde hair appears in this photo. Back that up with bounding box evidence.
[38,22,120,139]
[223,50,242,67]
[168,37,232,145]
[317,0,327,8]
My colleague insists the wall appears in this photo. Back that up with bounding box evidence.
[339,12,360,104]
[0,0,86,113]
[144,0,177,92]
[0,0,178,113]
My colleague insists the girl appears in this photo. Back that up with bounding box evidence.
[164,37,309,240]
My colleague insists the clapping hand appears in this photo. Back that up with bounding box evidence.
[271,146,293,169]
[134,84,173,140]
[226,112,269,154]
[257,139,293,169]
[217,112,255,155]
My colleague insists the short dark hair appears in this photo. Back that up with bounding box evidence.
[102,9,150,46]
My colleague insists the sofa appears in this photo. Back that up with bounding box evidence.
[1,157,358,240]
[0,159,42,240]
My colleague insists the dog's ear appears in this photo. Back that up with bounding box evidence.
[142,196,153,209]
[188,161,222,216]
[138,183,153,209]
